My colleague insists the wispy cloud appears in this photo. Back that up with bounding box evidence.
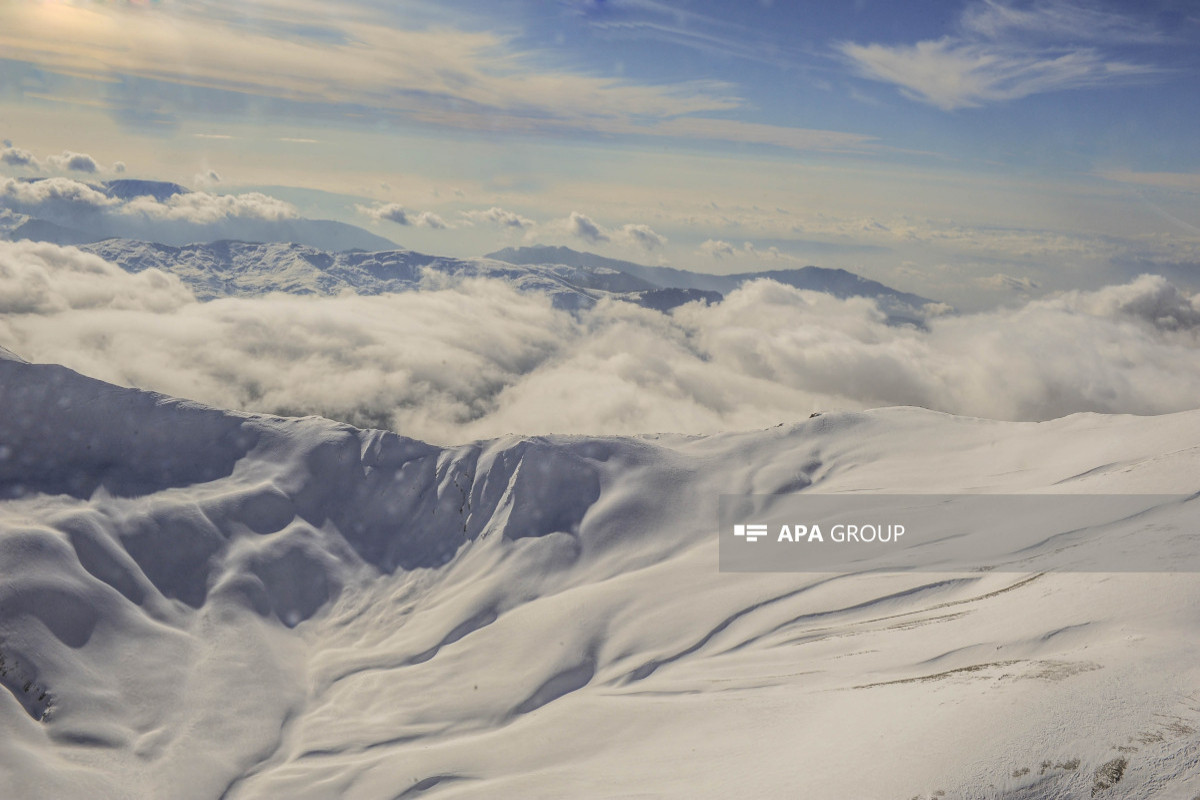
[1099,169,1200,193]
[840,1,1164,110]
[571,0,797,68]
[959,0,1165,44]
[0,1,871,154]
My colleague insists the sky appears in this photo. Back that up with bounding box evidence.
[1,0,1199,309]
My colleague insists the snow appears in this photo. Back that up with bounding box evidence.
[2,354,1200,798]
[74,239,920,318]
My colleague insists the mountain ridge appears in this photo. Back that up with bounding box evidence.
[487,244,933,313]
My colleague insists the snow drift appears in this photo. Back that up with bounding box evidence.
[2,349,1200,798]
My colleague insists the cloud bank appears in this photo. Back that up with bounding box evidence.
[3,241,1200,444]
[0,177,298,226]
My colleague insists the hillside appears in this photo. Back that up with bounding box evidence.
[1,350,1198,798]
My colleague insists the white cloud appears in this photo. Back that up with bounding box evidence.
[0,176,118,215]
[0,240,191,315]
[45,150,100,174]
[121,191,298,224]
[960,0,1164,44]
[1,146,127,176]
[0,177,299,233]
[1,147,38,169]
[194,169,222,186]
[618,223,666,250]
[358,203,450,229]
[0,2,873,154]
[699,239,736,258]
[459,206,535,230]
[840,1,1161,109]
[360,203,411,225]
[413,211,448,230]
[566,211,609,243]
[741,241,798,262]
[5,241,1200,442]
[357,203,451,227]
[555,212,667,251]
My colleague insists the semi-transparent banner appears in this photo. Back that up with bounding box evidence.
[718,494,1200,572]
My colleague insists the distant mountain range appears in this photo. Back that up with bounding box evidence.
[1,179,397,252]
[487,245,933,319]
[79,239,724,312]
[2,180,934,318]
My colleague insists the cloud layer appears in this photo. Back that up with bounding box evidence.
[0,1,872,154]
[3,241,1200,444]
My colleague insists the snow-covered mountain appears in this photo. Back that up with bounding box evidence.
[2,349,1199,798]
[488,244,935,321]
[79,239,724,311]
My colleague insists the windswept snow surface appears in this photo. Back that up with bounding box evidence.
[2,356,1200,798]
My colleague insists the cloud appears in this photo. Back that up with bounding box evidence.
[556,212,667,250]
[121,191,298,224]
[45,151,100,174]
[1,147,38,169]
[1,145,126,176]
[697,238,802,263]
[740,241,798,262]
[413,211,448,230]
[699,239,736,258]
[360,203,411,226]
[359,203,450,229]
[459,207,534,230]
[194,169,222,186]
[5,241,1200,443]
[840,1,1162,109]
[0,1,872,154]
[959,0,1164,44]
[0,177,119,217]
[0,240,191,315]
[979,273,1039,292]
[1098,169,1200,193]
[566,211,609,244]
[0,177,300,237]
[620,223,666,250]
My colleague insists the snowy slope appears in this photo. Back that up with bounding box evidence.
[2,355,1200,799]
[78,239,722,311]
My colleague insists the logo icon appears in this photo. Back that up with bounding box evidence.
[733,523,769,543]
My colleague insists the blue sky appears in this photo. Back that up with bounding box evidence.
[1,0,1198,308]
